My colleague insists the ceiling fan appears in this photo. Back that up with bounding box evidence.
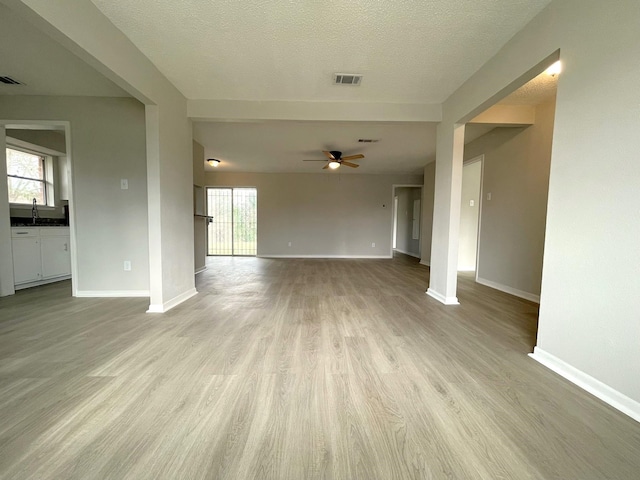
[303,150,364,169]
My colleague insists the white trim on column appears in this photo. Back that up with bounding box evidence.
[426,288,459,305]
[147,288,198,313]
[529,347,640,424]
[476,276,540,303]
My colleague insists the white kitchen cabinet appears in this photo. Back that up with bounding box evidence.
[11,234,42,285]
[41,236,71,279]
[11,227,71,288]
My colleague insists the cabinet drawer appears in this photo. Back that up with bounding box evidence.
[39,227,70,237]
[11,228,39,238]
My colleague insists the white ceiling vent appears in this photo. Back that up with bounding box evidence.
[333,73,362,86]
[0,76,25,85]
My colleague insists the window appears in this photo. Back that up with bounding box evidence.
[6,148,47,205]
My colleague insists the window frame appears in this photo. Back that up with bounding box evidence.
[6,146,50,207]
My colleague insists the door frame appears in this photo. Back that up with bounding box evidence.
[461,154,484,279]
[205,186,258,256]
[390,184,423,258]
[0,120,77,297]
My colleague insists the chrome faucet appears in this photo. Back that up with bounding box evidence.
[32,198,39,225]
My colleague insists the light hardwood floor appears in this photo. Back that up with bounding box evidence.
[0,254,639,479]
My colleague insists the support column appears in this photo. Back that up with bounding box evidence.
[427,123,465,305]
[145,106,164,309]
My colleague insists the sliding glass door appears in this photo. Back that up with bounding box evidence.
[207,187,257,256]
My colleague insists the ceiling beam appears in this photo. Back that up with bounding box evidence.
[188,100,442,123]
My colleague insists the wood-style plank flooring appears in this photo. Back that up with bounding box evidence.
[0,254,639,479]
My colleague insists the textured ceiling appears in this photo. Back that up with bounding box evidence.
[499,70,558,105]
[193,121,437,175]
[91,0,551,103]
[0,4,129,97]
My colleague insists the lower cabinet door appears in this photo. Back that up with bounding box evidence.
[12,237,42,284]
[41,236,71,279]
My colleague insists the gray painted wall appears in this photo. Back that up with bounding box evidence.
[193,140,206,273]
[464,98,555,298]
[395,187,421,257]
[205,172,423,257]
[0,95,150,293]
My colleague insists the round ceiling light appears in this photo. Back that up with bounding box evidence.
[329,161,340,169]
[207,158,220,167]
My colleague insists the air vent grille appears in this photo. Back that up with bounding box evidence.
[358,139,379,143]
[333,73,362,86]
[0,76,24,85]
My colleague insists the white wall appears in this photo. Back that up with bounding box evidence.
[395,187,421,257]
[464,99,554,298]
[433,0,640,410]
[458,160,482,271]
[0,96,150,293]
[205,172,422,257]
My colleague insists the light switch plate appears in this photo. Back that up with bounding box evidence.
[121,179,129,190]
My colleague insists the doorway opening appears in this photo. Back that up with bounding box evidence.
[391,185,422,258]
[1,121,76,298]
[457,56,559,306]
[458,156,483,273]
[206,187,257,256]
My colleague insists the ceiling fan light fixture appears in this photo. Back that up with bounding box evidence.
[329,161,340,169]
[207,158,220,167]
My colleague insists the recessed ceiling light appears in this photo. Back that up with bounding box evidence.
[545,61,562,77]
[207,158,220,167]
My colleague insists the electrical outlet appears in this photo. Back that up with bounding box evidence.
[371,242,376,248]
[124,260,131,271]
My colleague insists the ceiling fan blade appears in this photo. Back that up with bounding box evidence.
[302,159,328,162]
[341,154,364,161]
[322,163,330,169]
[323,150,336,160]
[341,161,359,168]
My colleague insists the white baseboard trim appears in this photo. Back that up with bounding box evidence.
[426,288,459,305]
[75,290,149,298]
[529,347,640,424]
[195,266,207,275]
[419,260,430,267]
[258,254,393,259]
[476,276,540,303]
[147,288,198,314]
[15,275,71,291]
[393,249,420,258]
